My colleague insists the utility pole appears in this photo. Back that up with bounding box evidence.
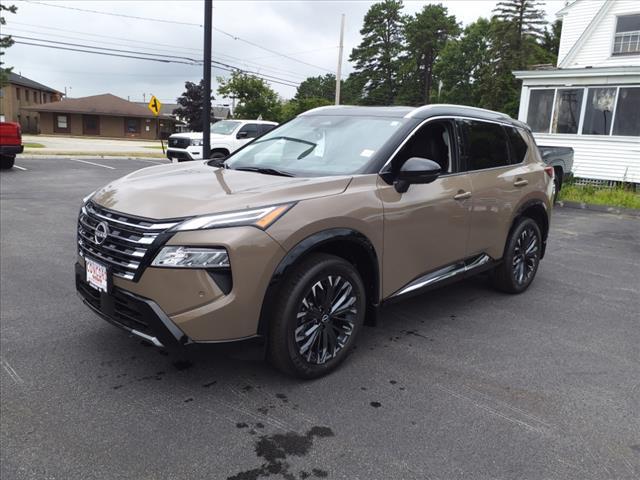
[335,14,345,105]
[202,0,213,159]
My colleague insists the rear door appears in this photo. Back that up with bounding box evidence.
[458,119,538,260]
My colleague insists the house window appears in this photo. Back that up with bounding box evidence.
[552,89,584,134]
[582,87,617,135]
[612,87,640,136]
[57,115,68,129]
[25,90,30,102]
[125,118,140,134]
[16,88,21,100]
[526,89,554,132]
[613,14,640,56]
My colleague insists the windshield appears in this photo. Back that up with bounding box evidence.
[211,120,241,135]
[225,115,406,176]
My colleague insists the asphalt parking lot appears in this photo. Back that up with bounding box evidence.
[1,156,639,480]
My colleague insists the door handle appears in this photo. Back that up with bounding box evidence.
[514,178,529,187]
[454,191,472,201]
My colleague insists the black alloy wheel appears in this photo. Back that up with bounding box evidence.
[268,253,366,378]
[491,217,542,294]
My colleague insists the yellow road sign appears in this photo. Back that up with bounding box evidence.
[148,95,162,116]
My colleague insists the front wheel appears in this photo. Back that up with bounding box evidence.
[267,253,366,378]
[0,155,15,170]
[491,217,542,294]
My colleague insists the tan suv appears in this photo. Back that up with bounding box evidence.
[76,105,554,378]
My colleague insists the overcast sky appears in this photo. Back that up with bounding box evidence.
[4,0,566,105]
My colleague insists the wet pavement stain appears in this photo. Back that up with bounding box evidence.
[172,360,193,371]
[203,381,217,388]
[227,426,334,480]
[184,398,194,403]
[370,401,382,408]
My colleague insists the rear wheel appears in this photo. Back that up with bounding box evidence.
[267,253,366,378]
[491,217,542,294]
[553,168,562,203]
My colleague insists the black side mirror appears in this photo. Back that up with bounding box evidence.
[237,131,249,139]
[394,157,441,193]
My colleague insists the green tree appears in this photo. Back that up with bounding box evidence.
[295,74,336,102]
[340,73,367,105]
[0,3,17,86]
[433,18,493,106]
[279,97,332,122]
[349,0,405,105]
[541,19,562,64]
[492,0,547,68]
[174,80,214,131]
[398,4,460,105]
[217,71,281,121]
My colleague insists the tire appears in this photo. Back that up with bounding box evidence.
[553,170,562,203]
[267,253,366,379]
[0,155,15,170]
[491,217,542,294]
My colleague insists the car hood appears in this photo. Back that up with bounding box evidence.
[170,132,231,141]
[91,161,352,219]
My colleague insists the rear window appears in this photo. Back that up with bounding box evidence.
[506,127,528,164]
[460,120,510,171]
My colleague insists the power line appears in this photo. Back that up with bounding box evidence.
[5,36,300,88]
[19,0,203,27]
[18,0,335,73]
[4,26,310,80]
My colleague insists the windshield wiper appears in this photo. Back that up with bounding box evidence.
[253,136,316,148]
[233,166,295,177]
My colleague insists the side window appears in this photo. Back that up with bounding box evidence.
[259,123,276,135]
[237,123,259,139]
[392,120,456,174]
[505,127,528,164]
[460,120,510,171]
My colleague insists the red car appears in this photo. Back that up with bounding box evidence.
[0,122,24,169]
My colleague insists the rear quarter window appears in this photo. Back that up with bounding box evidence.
[505,127,529,164]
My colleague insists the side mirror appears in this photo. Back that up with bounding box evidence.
[236,131,249,139]
[394,157,441,193]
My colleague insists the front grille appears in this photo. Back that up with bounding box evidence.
[168,137,190,149]
[77,202,180,281]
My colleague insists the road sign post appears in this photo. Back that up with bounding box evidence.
[148,95,165,154]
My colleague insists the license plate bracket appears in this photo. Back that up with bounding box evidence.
[85,257,110,293]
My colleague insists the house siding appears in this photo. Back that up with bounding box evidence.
[534,133,640,183]
[572,0,640,68]
[558,0,606,66]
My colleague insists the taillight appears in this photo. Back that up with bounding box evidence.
[544,166,554,178]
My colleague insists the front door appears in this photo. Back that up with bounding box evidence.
[378,119,472,298]
[83,115,100,135]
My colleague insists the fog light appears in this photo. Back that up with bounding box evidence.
[152,247,229,268]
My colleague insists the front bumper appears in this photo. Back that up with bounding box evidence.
[76,262,188,348]
[0,145,24,156]
[166,147,201,162]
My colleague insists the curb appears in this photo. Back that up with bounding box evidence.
[555,200,640,218]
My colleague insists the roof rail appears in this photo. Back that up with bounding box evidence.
[404,103,512,119]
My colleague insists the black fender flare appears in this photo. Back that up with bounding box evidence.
[257,228,380,335]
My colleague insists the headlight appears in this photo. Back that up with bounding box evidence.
[151,247,229,268]
[190,139,204,146]
[172,204,293,231]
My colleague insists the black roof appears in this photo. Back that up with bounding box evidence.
[7,72,61,94]
[301,104,524,127]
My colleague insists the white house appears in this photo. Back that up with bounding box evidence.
[514,0,640,184]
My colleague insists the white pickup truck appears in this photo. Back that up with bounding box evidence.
[166,119,278,162]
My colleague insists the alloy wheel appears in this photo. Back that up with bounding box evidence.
[512,226,539,285]
[294,275,357,365]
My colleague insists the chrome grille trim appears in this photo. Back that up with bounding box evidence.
[78,202,182,281]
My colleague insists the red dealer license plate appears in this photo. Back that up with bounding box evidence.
[86,257,108,292]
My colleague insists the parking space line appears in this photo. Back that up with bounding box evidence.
[1,357,24,385]
[65,158,115,170]
[13,165,27,171]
